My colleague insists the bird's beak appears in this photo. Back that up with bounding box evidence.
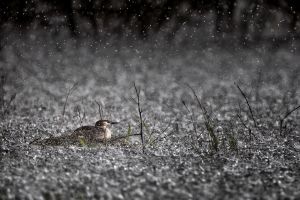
[110,121,119,125]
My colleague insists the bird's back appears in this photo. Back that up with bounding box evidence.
[33,126,105,146]
[32,121,113,146]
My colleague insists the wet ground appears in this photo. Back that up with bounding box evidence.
[0,31,300,199]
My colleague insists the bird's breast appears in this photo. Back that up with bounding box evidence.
[96,128,112,140]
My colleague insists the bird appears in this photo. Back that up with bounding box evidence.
[34,119,118,146]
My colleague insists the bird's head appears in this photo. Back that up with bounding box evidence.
[95,120,118,128]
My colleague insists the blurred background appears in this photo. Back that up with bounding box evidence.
[0,0,300,50]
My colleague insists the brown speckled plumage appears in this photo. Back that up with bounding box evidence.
[34,120,116,146]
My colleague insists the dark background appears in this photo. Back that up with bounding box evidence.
[1,0,300,49]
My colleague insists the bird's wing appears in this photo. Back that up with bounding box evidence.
[33,127,106,146]
[73,127,106,142]
[73,126,95,132]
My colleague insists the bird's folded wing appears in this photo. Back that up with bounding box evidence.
[32,126,106,146]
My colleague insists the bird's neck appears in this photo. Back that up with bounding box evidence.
[104,127,112,139]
